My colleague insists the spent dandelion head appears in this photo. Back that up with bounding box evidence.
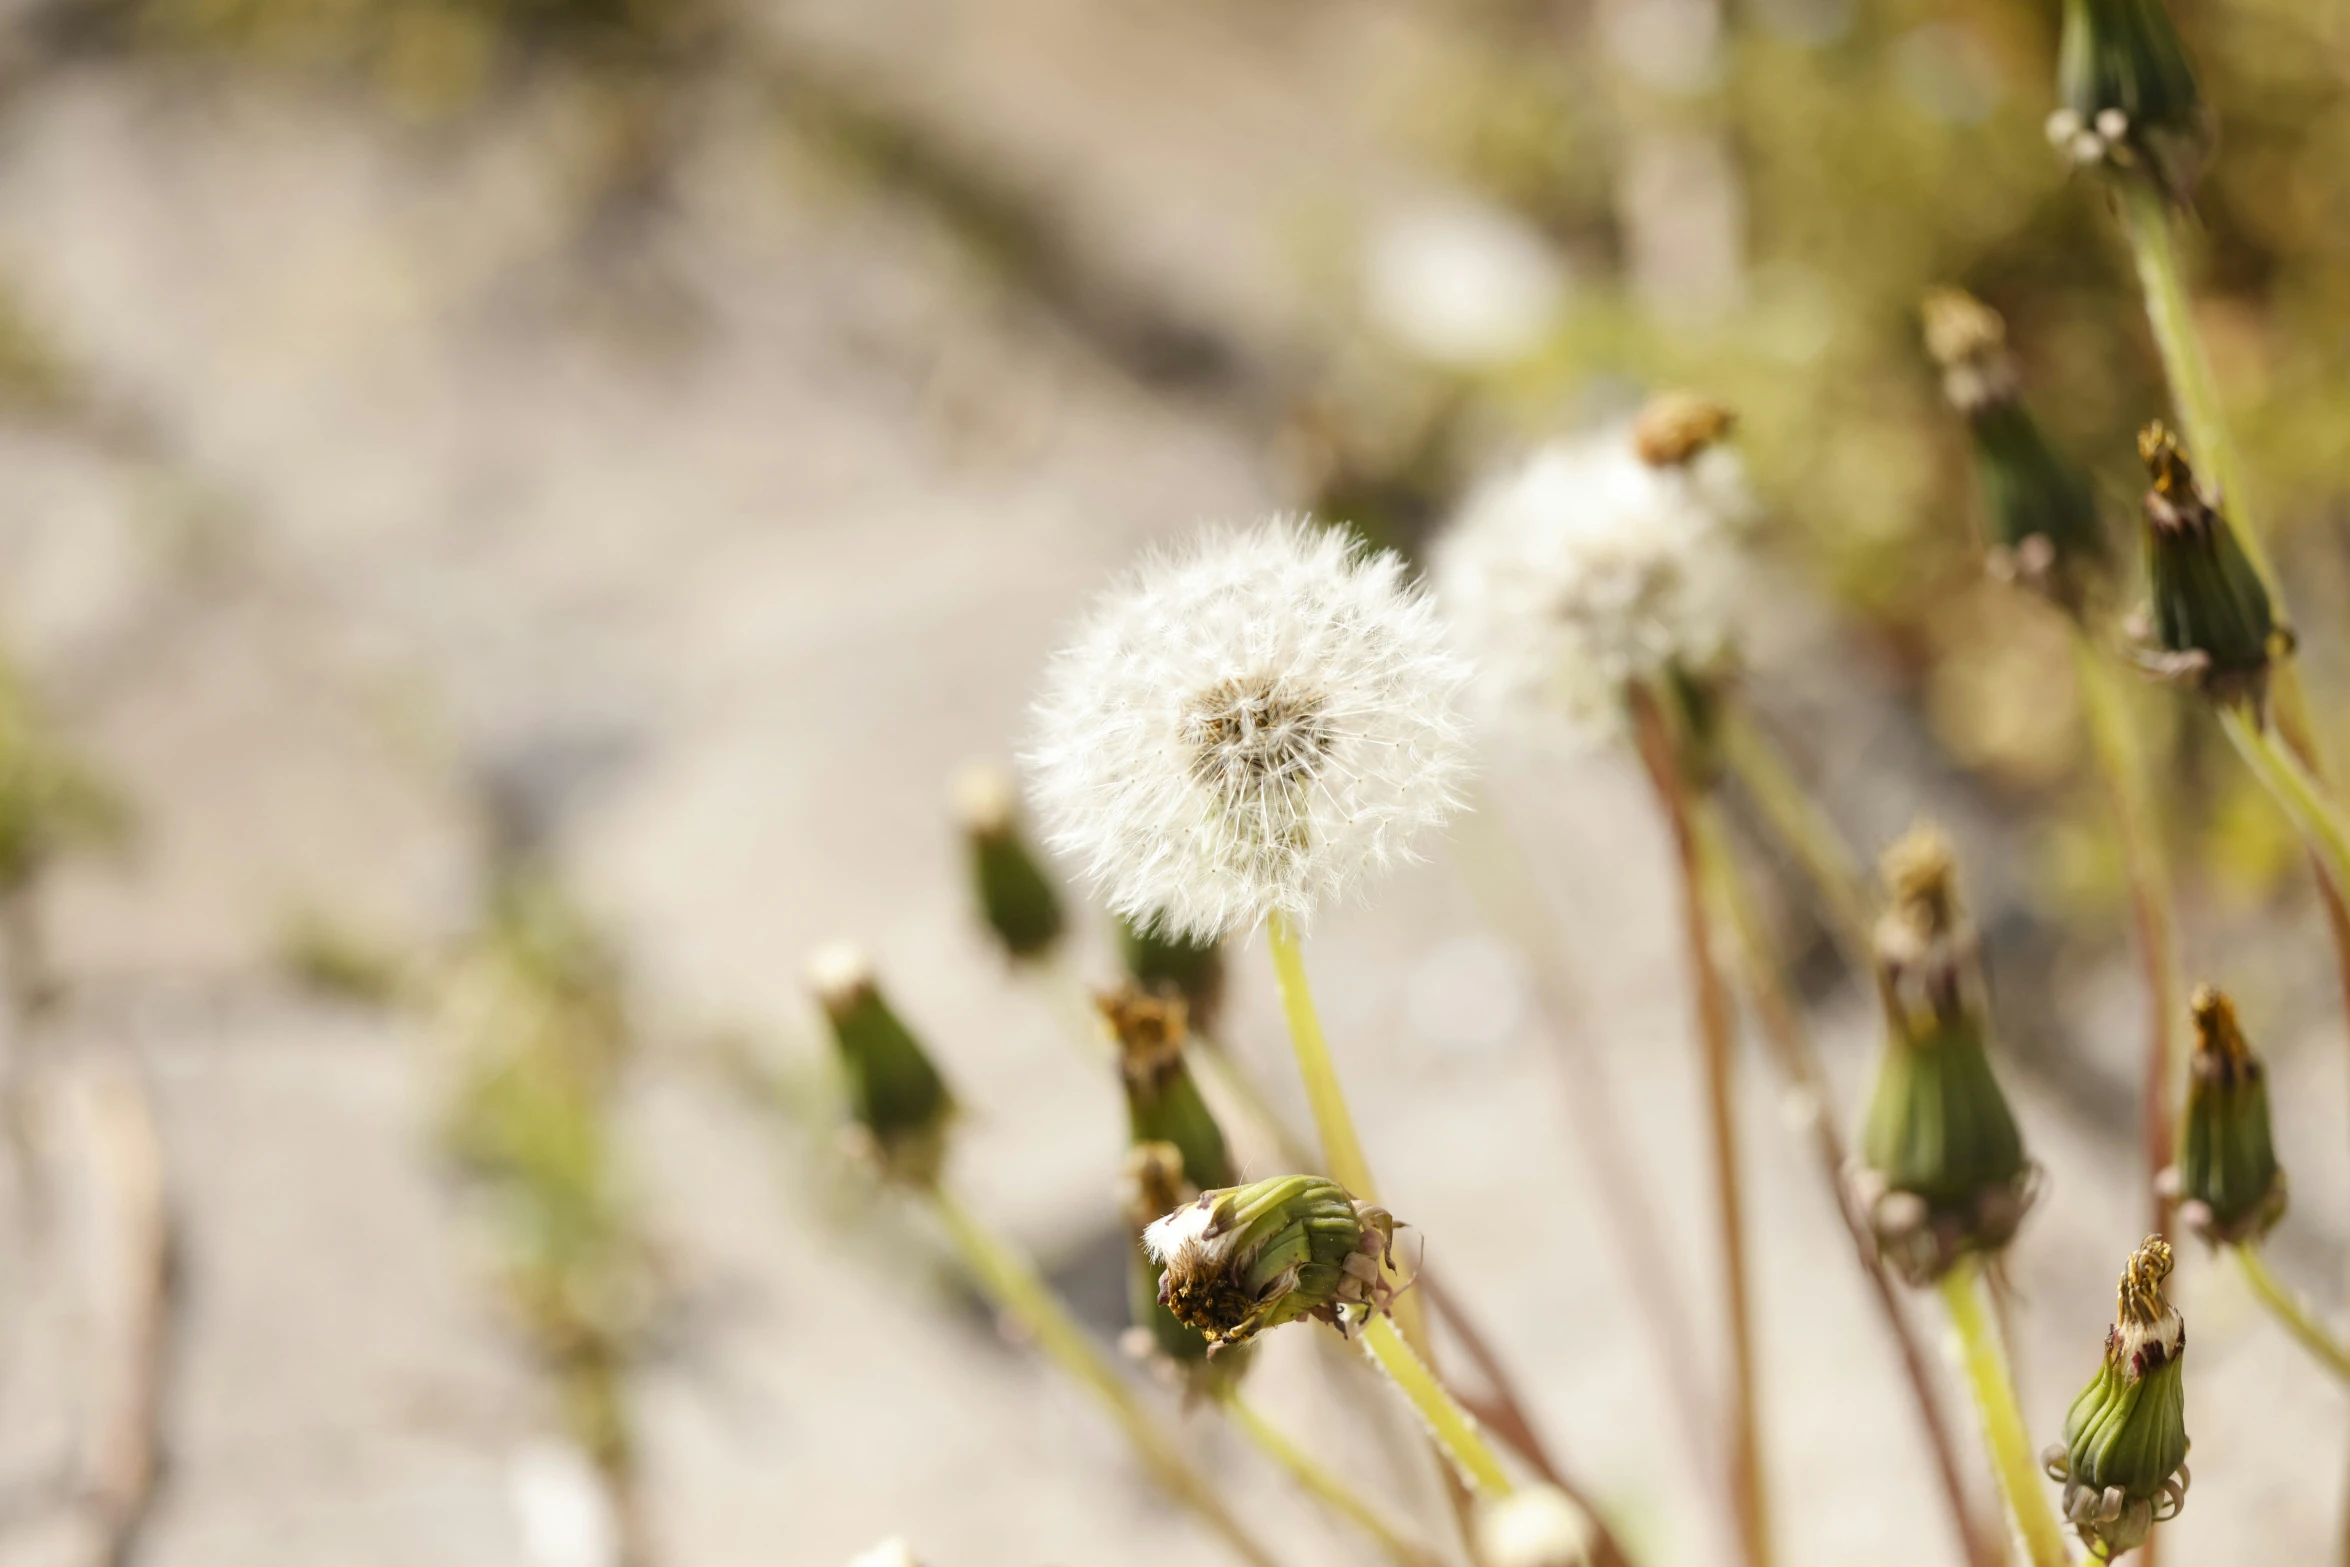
[2045,1236,2191,1559]
[809,943,955,1188]
[1143,1173,1398,1352]
[1102,982,1236,1193]
[1921,288,2108,608]
[2049,0,2210,203]
[1855,824,2038,1284]
[2132,422,2279,710]
[1433,392,1753,749]
[2169,985,2287,1246]
[1026,518,1470,943]
[1120,1141,1250,1389]
[952,760,1065,962]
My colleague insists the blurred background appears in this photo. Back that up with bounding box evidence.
[0,0,2348,1564]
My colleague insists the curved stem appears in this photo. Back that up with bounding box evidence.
[1628,684,1773,1567]
[1716,704,1878,981]
[2237,1244,2350,1383]
[926,1187,1290,1567]
[1358,1313,1515,1496]
[2071,632,2181,1242]
[1219,1392,1445,1567]
[1695,798,2002,1567]
[2219,707,2350,899]
[1938,1259,2074,1567]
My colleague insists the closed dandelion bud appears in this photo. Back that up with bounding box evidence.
[2135,423,2277,710]
[2050,0,2209,202]
[1118,913,1228,1034]
[952,762,1064,962]
[2045,1237,2191,1559]
[2174,985,2287,1245]
[1143,1174,1397,1351]
[1856,825,2037,1284]
[1102,985,1236,1191]
[1921,288,2107,607]
[808,944,955,1188]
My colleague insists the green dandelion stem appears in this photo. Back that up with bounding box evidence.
[1218,1390,1445,1567]
[1938,1259,2074,1567]
[2219,708,2350,901]
[1358,1312,1515,1497]
[2235,1245,2350,1383]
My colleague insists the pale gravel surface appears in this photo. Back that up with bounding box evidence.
[0,6,2342,1566]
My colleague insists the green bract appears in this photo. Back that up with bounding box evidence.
[1144,1174,1396,1351]
[2055,0,2209,202]
[2046,1237,2191,1559]
[2138,423,2277,709]
[1119,913,1228,1032]
[955,766,1064,960]
[2176,986,2287,1245]
[812,949,956,1187]
[1856,825,2036,1284]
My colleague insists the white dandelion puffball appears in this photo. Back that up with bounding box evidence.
[1027,518,1470,943]
[1432,420,1751,744]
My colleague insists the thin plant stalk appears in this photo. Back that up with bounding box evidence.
[2235,1245,2350,1383]
[2219,709,2350,899]
[1448,789,1718,1484]
[1218,1392,1446,1567]
[1262,914,1430,1354]
[1628,684,1773,1567]
[1717,704,1878,982]
[2070,631,2182,1240]
[926,1187,1290,1567]
[1358,1313,1515,1496]
[1694,799,2001,1567]
[1938,1258,2073,1567]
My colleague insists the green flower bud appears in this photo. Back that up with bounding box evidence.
[1921,289,2107,609]
[1119,913,1227,1033]
[809,944,955,1187]
[1855,826,2038,1285]
[2172,985,2287,1245]
[2135,423,2278,710]
[1143,1174,1396,1351]
[1102,985,1236,1192]
[2045,1237,2191,1559]
[2050,0,2209,203]
[953,763,1064,961]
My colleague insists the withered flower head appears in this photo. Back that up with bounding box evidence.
[2171,985,2287,1245]
[1143,1175,1397,1351]
[2134,422,2278,709]
[1632,390,1737,469]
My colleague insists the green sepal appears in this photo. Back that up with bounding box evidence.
[2058,0,2208,200]
[969,824,1064,960]
[1862,1013,2029,1209]
[825,985,954,1186]
[1969,399,2108,588]
[1126,1063,1234,1195]
[2145,501,2273,692]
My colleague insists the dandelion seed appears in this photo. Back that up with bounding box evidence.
[1026,518,1469,942]
[1432,397,1752,747]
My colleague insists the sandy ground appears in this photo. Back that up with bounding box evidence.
[0,5,2343,1566]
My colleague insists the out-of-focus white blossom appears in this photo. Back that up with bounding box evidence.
[508,1441,619,1567]
[1432,417,1751,745]
[1363,198,1566,368]
[1026,518,1469,942]
[1476,1484,1598,1567]
[845,1539,922,1567]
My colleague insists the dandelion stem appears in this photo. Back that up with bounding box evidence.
[2236,1245,2350,1383]
[2071,631,2181,1241]
[1937,1258,2073,1567]
[1717,704,1878,981]
[1263,914,1431,1351]
[1628,683,1773,1567]
[926,1186,1290,1567]
[2219,708,2350,901]
[2118,181,2272,589]
[1358,1313,1515,1496]
[1694,795,2003,1567]
[1218,1391,1446,1567]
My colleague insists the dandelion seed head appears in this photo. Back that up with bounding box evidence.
[1026,518,1469,942]
[1432,418,1752,746]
